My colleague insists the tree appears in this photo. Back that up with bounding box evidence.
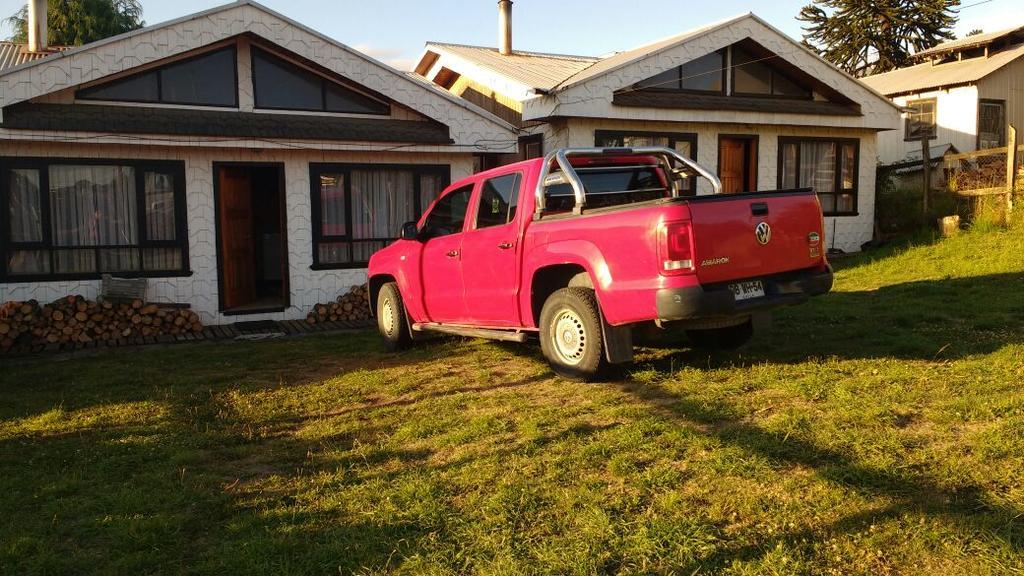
[5,0,143,46]
[965,29,984,37]
[798,0,959,77]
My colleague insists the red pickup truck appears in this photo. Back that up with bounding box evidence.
[367,147,832,379]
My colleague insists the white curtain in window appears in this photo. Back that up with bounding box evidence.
[800,142,836,213]
[48,165,137,273]
[145,172,176,241]
[9,169,43,242]
[350,169,415,241]
[419,173,445,203]
[319,173,346,237]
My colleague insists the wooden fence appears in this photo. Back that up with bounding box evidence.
[943,125,1022,219]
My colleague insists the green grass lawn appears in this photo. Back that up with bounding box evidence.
[2,227,1023,575]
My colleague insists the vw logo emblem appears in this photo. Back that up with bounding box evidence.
[755,222,772,245]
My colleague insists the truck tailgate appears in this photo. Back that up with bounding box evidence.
[687,189,825,285]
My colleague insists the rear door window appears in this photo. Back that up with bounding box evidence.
[421,184,474,239]
[545,165,668,211]
[475,173,521,229]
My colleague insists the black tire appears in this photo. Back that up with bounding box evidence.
[376,282,412,351]
[685,319,753,351]
[539,287,606,380]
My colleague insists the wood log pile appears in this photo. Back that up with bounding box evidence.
[0,295,203,352]
[306,284,371,324]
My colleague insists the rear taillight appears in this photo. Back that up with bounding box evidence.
[658,220,694,276]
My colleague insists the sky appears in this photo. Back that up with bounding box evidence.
[2,0,1023,70]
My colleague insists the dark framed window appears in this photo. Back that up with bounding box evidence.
[519,134,544,160]
[252,47,390,115]
[474,173,522,230]
[1,158,189,282]
[778,137,859,217]
[76,46,238,108]
[978,99,1006,149]
[731,46,811,99]
[905,98,937,141]
[594,130,699,195]
[309,163,449,269]
[635,50,726,93]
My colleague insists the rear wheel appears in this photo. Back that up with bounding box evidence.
[686,319,753,351]
[539,288,606,380]
[376,282,412,351]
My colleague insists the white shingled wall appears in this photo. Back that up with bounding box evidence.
[0,141,474,324]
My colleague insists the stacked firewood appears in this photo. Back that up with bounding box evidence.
[0,295,203,351]
[306,284,371,324]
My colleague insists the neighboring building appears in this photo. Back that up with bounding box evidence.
[862,25,1024,166]
[416,8,901,252]
[0,0,516,323]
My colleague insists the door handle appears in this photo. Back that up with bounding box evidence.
[751,202,769,216]
[446,250,460,258]
[497,242,515,250]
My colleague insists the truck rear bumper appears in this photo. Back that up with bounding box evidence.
[655,266,833,321]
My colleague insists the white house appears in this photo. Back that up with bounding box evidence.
[862,25,1024,165]
[0,1,517,323]
[416,6,902,252]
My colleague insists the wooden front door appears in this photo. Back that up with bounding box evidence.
[218,167,256,310]
[719,137,757,194]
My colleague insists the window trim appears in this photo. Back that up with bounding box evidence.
[904,98,938,142]
[632,49,727,95]
[594,130,699,194]
[519,134,544,161]
[251,46,391,116]
[75,45,240,109]
[729,46,813,100]
[977,98,1006,150]
[308,163,450,270]
[776,136,860,217]
[0,157,191,283]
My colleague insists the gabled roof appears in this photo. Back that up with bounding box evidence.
[551,13,752,91]
[0,0,517,143]
[420,42,597,91]
[0,41,67,71]
[861,42,1024,96]
[914,25,1024,59]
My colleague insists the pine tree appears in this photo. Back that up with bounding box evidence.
[798,0,959,77]
[5,0,144,46]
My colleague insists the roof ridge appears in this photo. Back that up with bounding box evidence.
[425,41,598,62]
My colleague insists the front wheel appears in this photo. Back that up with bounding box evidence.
[539,288,606,380]
[376,282,412,351]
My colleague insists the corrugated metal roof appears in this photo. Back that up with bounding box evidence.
[423,42,597,91]
[0,41,66,71]
[914,25,1024,59]
[861,42,1024,95]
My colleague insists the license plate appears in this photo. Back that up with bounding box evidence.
[729,280,765,301]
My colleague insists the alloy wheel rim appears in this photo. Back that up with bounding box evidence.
[552,309,587,365]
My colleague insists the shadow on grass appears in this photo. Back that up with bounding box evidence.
[615,379,1024,571]
[641,272,1024,369]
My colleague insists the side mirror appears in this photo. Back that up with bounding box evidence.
[399,221,420,241]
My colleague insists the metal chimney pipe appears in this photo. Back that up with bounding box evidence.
[498,0,512,55]
[28,0,48,53]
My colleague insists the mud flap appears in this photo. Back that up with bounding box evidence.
[601,316,634,364]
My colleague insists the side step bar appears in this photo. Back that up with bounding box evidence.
[412,322,528,343]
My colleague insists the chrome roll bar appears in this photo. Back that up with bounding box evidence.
[533,146,723,218]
